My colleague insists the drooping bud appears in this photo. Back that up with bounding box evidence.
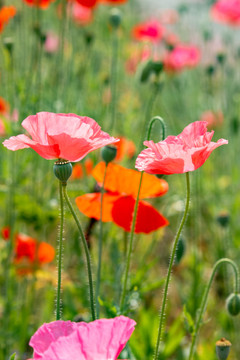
[109,8,122,29]
[53,161,72,184]
[101,145,117,164]
[226,293,240,316]
[3,37,14,54]
[216,338,231,360]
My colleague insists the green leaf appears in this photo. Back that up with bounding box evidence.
[183,305,195,335]
[9,353,16,360]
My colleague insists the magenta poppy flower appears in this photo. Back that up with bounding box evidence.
[135,121,228,175]
[29,316,136,359]
[211,0,240,26]
[3,112,119,162]
[163,44,200,72]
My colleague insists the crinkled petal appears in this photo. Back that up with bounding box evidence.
[112,196,169,234]
[30,316,136,360]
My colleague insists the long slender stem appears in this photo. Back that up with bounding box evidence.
[62,184,96,321]
[96,164,108,318]
[120,171,144,312]
[110,29,118,131]
[154,172,190,360]
[56,181,64,320]
[188,258,239,360]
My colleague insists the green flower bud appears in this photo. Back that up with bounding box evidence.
[101,145,117,164]
[175,237,185,265]
[53,161,72,184]
[216,212,230,228]
[3,37,14,54]
[216,338,231,360]
[109,8,122,29]
[226,293,240,316]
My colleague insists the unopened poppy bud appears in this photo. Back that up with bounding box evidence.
[175,237,185,264]
[226,293,240,316]
[216,52,226,65]
[216,338,231,360]
[109,8,122,28]
[101,145,117,164]
[3,37,14,54]
[216,211,229,227]
[53,161,72,184]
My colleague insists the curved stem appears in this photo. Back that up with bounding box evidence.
[147,116,166,141]
[62,184,96,321]
[96,164,108,318]
[120,171,144,312]
[154,172,190,360]
[188,258,239,360]
[56,181,64,320]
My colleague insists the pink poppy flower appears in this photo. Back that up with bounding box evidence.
[132,19,165,43]
[3,112,119,162]
[29,316,136,359]
[44,32,59,53]
[163,44,200,72]
[135,121,228,175]
[211,0,240,26]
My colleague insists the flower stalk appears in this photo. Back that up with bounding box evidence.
[96,164,108,318]
[120,116,166,312]
[62,183,96,321]
[154,171,190,360]
[188,258,239,360]
[56,181,64,320]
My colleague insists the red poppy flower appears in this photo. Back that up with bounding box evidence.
[76,162,169,234]
[14,233,55,275]
[211,0,240,26]
[3,112,119,162]
[23,0,54,9]
[135,121,228,175]
[0,6,16,33]
[100,0,128,4]
[71,2,93,24]
[74,0,98,9]
[163,44,200,72]
[132,19,165,43]
[1,226,10,241]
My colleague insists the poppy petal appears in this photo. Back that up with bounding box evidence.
[37,242,55,264]
[112,196,169,234]
[92,162,168,199]
[75,193,120,222]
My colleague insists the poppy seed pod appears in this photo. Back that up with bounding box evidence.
[53,161,73,184]
[226,293,240,316]
[216,338,231,360]
[216,212,230,227]
[3,37,14,54]
[101,145,117,164]
[109,8,122,28]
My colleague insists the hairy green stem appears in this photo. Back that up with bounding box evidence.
[62,184,96,321]
[56,181,64,320]
[154,172,190,360]
[110,29,118,132]
[120,116,166,312]
[96,164,108,318]
[188,258,239,360]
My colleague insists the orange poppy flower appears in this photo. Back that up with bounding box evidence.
[115,136,136,161]
[23,0,55,9]
[0,97,9,114]
[71,158,94,180]
[14,233,55,274]
[76,162,169,234]
[0,6,16,33]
